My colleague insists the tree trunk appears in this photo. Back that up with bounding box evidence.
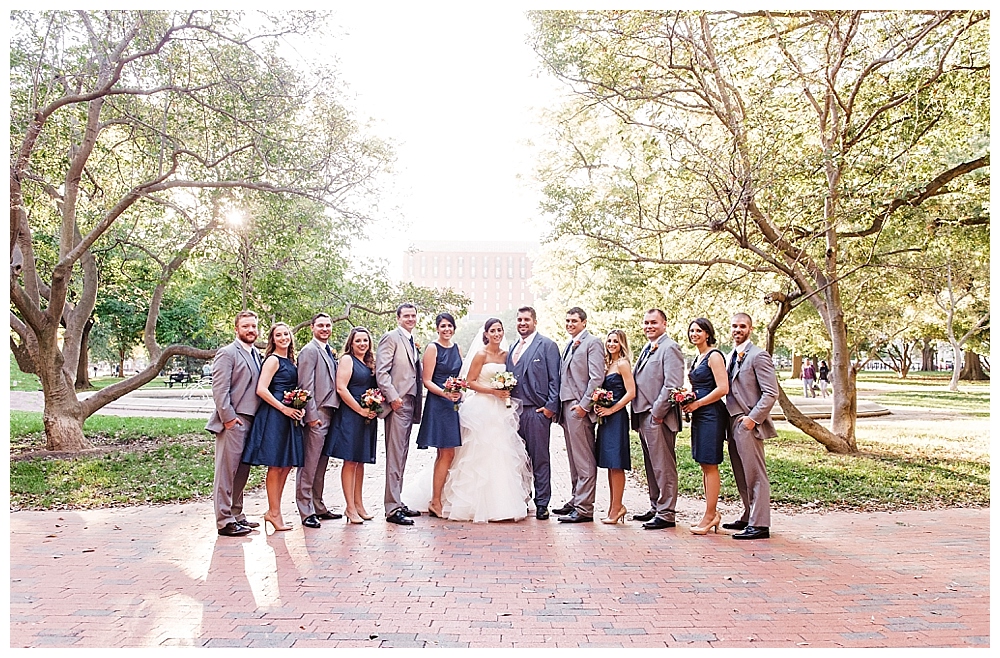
[74,319,94,390]
[920,337,936,371]
[948,341,962,391]
[960,350,988,381]
[38,354,93,451]
[791,353,802,379]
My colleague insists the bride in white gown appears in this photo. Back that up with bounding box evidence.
[405,318,533,522]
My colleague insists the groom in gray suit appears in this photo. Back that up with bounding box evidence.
[724,312,779,540]
[375,303,423,526]
[506,306,561,520]
[630,308,685,529]
[207,310,262,537]
[554,307,606,523]
[295,312,343,529]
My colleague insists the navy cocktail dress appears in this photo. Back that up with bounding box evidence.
[241,355,304,467]
[595,372,631,470]
[416,342,463,450]
[688,349,728,465]
[324,355,378,464]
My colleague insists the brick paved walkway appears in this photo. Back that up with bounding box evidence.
[10,483,989,647]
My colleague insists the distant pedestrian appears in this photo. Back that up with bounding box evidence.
[818,360,830,398]
[801,359,816,398]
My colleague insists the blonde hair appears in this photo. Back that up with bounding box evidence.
[604,329,633,367]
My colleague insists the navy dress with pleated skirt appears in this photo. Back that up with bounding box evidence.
[324,355,378,464]
[595,372,632,470]
[241,354,304,467]
[416,342,463,449]
[688,349,728,465]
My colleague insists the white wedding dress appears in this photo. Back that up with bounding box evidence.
[404,362,533,523]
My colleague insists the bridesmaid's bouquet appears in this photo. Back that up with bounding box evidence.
[490,371,518,408]
[360,388,384,424]
[282,388,312,427]
[442,376,469,411]
[668,387,697,422]
[591,387,615,425]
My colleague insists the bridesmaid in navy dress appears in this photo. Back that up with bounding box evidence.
[593,329,636,525]
[241,322,305,532]
[415,312,464,519]
[324,326,379,524]
[681,317,730,535]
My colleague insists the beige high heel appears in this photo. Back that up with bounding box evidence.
[601,506,627,524]
[263,512,292,531]
[691,512,721,535]
[357,507,374,521]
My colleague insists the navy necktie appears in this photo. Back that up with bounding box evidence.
[728,352,738,377]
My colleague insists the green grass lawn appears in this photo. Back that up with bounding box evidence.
[9,411,265,510]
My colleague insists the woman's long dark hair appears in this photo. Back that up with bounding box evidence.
[343,326,375,369]
[265,322,296,363]
[688,317,717,346]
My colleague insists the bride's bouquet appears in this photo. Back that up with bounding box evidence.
[490,371,518,408]
[360,388,384,424]
[442,376,468,411]
[591,387,615,425]
[282,388,312,426]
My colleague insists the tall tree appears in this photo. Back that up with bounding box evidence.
[9,11,391,450]
[530,10,989,453]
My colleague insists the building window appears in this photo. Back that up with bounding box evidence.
[433,256,439,277]
[470,260,476,278]
[420,256,426,277]
[520,257,526,278]
[495,256,502,278]
[508,281,512,289]
[520,292,525,300]
[508,292,513,300]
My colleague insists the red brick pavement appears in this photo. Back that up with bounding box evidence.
[9,496,989,648]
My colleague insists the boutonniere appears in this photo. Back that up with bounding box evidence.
[650,342,659,353]
[737,351,746,364]
[414,341,422,352]
[573,338,581,348]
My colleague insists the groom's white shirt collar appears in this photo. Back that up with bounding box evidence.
[730,340,752,365]
[398,327,413,341]
[516,331,537,351]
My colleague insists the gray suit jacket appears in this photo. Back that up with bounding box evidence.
[630,333,685,433]
[375,327,423,423]
[506,333,561,415]
[725,343,779,439]
[298,338,340,424]
[206,340,261,433]
[558,329,606,421]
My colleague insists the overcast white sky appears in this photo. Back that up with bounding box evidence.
[323,5,568,276]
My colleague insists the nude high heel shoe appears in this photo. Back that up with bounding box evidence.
[263,512,292,532]
[601,506,627,524]
[691,512,721,535]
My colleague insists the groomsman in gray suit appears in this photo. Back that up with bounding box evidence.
[724,312,779,540]
[206,310,262,537]
[375,303,423,526]
[295,312,343,529]
[554,307,606,523]
[506,306,562,520]
[630,308,685,529]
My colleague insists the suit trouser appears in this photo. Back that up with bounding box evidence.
[384,394,416,516]
[517,404,552,509]
[636,412,678,522]
[296,407,333,519]
[560,401,597,516]
[727,415,771,527]
[213,413,253,529]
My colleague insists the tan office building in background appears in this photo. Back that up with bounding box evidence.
[403,241,536,317]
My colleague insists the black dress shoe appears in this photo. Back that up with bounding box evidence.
[557,510,593,523]
[386,509,415,525]
[535,507,549,520]
[642,517,676,530]
[400,506,422,517]
[316,511,343,520]
[218,522,251,537]
[733,525,770,540]
[302,514,321,529]
[551,504,574,516]
[632,509,657,522]
[237,518,260,528]
[722,520,749,530]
